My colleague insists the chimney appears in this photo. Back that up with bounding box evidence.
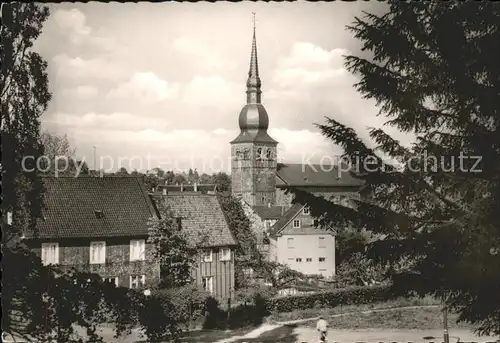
[194,182,198,192]
[180,183,184,192]
[162,188,167,196]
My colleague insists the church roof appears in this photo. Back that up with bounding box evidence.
[252,205,285,220]
[275,163,364,187]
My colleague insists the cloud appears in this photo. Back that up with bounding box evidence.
[272,43,349,88]
[52,8,117,51]
[60,86,98,100]
[43,112,169,132]
[172,37,235,71]
[107,72,180,103]
[52,54,125,81]
[182,75,243,107]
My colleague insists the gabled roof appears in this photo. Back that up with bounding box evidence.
[275,163,364,187]
[252,205,285,220]
[156,193,237,247]
[268,203,304,237]
[32,176,158,239]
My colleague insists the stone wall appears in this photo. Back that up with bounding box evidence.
[231,142,277,207]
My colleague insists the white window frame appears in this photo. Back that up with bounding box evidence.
[129,275,145,289]
[319,257,326,263]
[306,258,312,262]
[202,276,214,293]
[103,277,119,287]
[41,242,59,266]
[130,239,145,261]
[219,248,231,261]
[318,237,326,248]
[302,207,310,215]
[286,237,294,248]
[7,211,13,225]
[90,241,106,264]
[293,219,301,228]
[296,257,302,263]
[202,249,213,262]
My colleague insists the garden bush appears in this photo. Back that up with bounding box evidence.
[269,284,394,313]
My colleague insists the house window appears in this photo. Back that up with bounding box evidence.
[303,207,310,215]
[41,243,59,265]
[296,258,302,263]
[130,239,145,261]
[319,257,326,262]
[306,258,312,262]
[202,250,213,262]
[7,211,13,225]
[130,275,145,289]
[219,248,231,261]
[103,277,119,287]
[286,237,294,248]
[318,237,326,248]
[313,219,319,227]
[293,219,301,228]
[90,241,106,264]
[202,276,214,293]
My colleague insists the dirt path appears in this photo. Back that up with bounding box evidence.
[213,305,499,343]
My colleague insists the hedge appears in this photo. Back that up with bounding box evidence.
[268,284,394,313]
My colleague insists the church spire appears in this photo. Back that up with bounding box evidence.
[246,13,261,104]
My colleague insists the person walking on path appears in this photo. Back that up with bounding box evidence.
[316,316,329,342]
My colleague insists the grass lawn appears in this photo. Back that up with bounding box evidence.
[268,296,477,331]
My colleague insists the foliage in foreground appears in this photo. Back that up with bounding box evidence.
[290,1,500,335]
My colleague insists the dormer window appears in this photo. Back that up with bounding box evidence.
[303,207,310,215]
[94,210,104,219]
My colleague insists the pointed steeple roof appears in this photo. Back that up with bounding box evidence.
[246,14,261,104]
[231,14,278,145]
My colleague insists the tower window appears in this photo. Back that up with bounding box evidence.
[266,149,273,160]
[256,147,263,160]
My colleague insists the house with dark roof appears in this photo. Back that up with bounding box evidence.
[230,25,365,278]
[152,191,237,301]
[25,176,160,289]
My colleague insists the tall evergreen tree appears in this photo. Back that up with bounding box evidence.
[291,1,500,335]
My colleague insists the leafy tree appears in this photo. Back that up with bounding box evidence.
[217,192,260,288]
[1,4,143,341]
[147,204,207,288]
[213,172,231,192]
[199,172,212,184]
[172,173,186,185]
[151,167,164,178]
[39,131,89,176]
[116,167,129,175]
[291,1,500,335]
[1,3,51,241]
[143,173,160,192]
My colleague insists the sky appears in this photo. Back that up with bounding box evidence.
[35,1,411,174]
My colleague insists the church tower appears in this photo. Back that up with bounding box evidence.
[230,15,278,207]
